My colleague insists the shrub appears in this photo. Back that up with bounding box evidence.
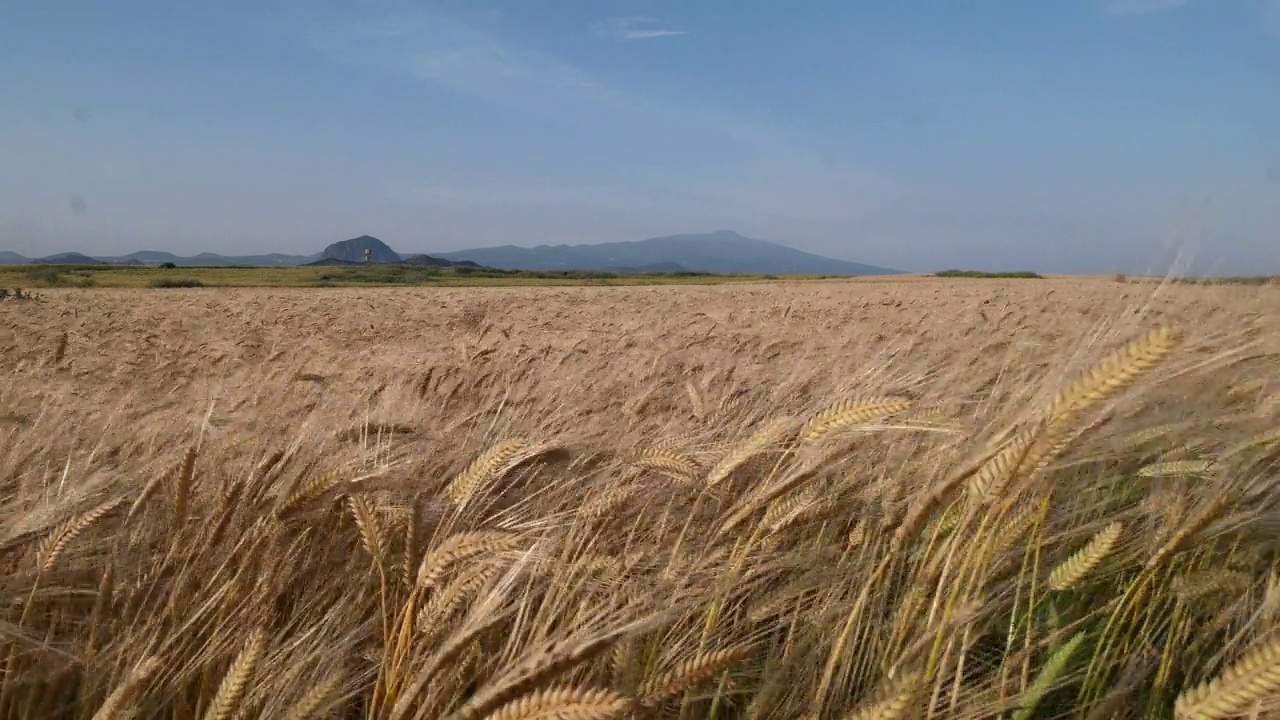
[935,269,1043,279]
[159,261,177,269]
[0,287,39,301]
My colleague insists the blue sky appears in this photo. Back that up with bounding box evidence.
[1,0,1277,273]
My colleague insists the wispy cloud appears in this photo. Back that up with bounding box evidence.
[302,8,753,144]
[591,16,688,41]
[305,11,609,116]
[288,5,902,236]
[1263,0,1280,36]
[1101,0,1192,15]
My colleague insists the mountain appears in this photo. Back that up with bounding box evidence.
[434,230,901,275]
[98,251,318,266]
[114,250,184,264]
[1,230,902,274]
[303,257,363,267]
[321,235,400,264]
[602,261,690,273]
[38,252,107,265]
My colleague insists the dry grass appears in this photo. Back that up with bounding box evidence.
[1,277,1279,719]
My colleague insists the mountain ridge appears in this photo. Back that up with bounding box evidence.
[433,230,901,275]
[0,230,901,275]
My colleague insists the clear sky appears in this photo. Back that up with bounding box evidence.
[1,0,1277,274]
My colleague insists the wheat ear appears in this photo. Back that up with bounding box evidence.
[482,686,631,720]
[1175,636,1280,719]
[1048,522,1123,591]
[800,396,912,445]
[201,629,266,720]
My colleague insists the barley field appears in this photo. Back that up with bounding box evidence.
[2,277,1279,719]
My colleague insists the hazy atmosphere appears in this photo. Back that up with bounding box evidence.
[2,0,1278,274]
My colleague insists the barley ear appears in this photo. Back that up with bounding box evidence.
[415,531,523,590]
[284,672,344,720]
[173,445,197,522]
[1174,636,1280,719]
[1048,523,1122,592]
[481,686,631,720]
[201,629,266,720]
[446,437,550,509]
[1043,326,1184,421]
[629,447,700,484]
[841,671,919,720]
[965,428,1037,498]
[443,629,633,720]
[348,492,386,562]
[639,646,750,706]
[1011,632,1085,720]
[90,656,161,720]
[1138,460,1214,478]
[39,497,125,573]
[705,415,796,488]
[685,379,706,421]
[277,468,344,517]
[800,396,912,445]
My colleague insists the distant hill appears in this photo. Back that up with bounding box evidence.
[1,249,322,266]
[434,230,901,275]
[99,251,317,266]
[321,235,400,264]
[400,254,481,268]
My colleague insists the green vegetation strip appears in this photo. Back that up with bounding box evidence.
[933,269,1044,278]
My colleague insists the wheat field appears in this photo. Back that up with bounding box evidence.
[2,277,1279,719]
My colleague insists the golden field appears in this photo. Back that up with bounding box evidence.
[2,277,1279,719]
